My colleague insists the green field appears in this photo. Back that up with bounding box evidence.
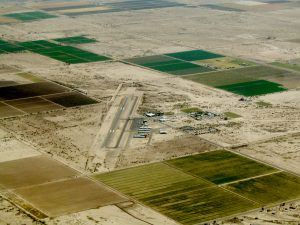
[214,66,291,78]
[0,39,110,64]
[184,65,291,96]
[166,50,224,61]
[183,69,256,87]
[167,150,276,185]
[225,172,300,205]
[183,65,291,87]
[4,11,57,21]
[0,40,8,45]
[94,150,300,224]
[53,36,97,44]
[125,54,213,75]
[17,40,110,64]
[0,39,25,53]
[95,162,256,225]
[217,80,287,96]
[96,163,212,196]
[18,40,58,51]
[151,61,212,75]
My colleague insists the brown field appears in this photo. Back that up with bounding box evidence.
[264,73,300,89]
[0,17,18,24]
[14,177,127,217]
[194,57,256,70]
[0,102,24,118]
[16,72,45,83]
[0,73,35,86]
[6,97,63,113]
[0,155,79,189]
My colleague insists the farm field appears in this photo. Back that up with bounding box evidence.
[14,177,127,217]
[95,161,256,225]
[0,71,42,87]
[125,55,184,67]
[150,61,212,75]
[6,97,63,113]
[95,150,300,224]
[184,65,294,96]
[0,16,18,24]
[225,172,300,205]
[217,80,287,96]
[215,65,295,78]
[166,50,224,61]
[16,72,45,82]
[1,39,110,64]
[184,65,293,85]
[125,53,296,95]
[0,155,78,189]
[29,43,111,64]
[167,150,277,184]
[0,39,25,54]
[43,92,98,107]
[4,11,57,21]
[18,40,60,50]
[0,102,24,118]
[183,68,257,87]
[124,52,214,75]
[0,70,98,118]
[0,155,126,218]
[0,82,69,100]
[0,0,299,224]
[195,57,256,70]
[53,36,97,44]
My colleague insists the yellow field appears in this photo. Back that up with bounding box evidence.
[55,6,111,14]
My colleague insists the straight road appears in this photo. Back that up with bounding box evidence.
[103,95,139,148]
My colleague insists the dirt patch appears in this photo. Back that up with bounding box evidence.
[0,104,106,171]
[0,102,24,118]
[0,155,79,189]
[0,17,18,24]
[116,135,217,168]
[6,97,63,113]
[236,133,300,175]
[14,177,127,217]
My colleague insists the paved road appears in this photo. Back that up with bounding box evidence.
[103,95,138,148]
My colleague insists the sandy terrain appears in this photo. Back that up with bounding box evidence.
[236,133,300,174]
[222,200,300,225]
[117,135,217,168]
[0,137,41,163]
[0,197,179,225]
